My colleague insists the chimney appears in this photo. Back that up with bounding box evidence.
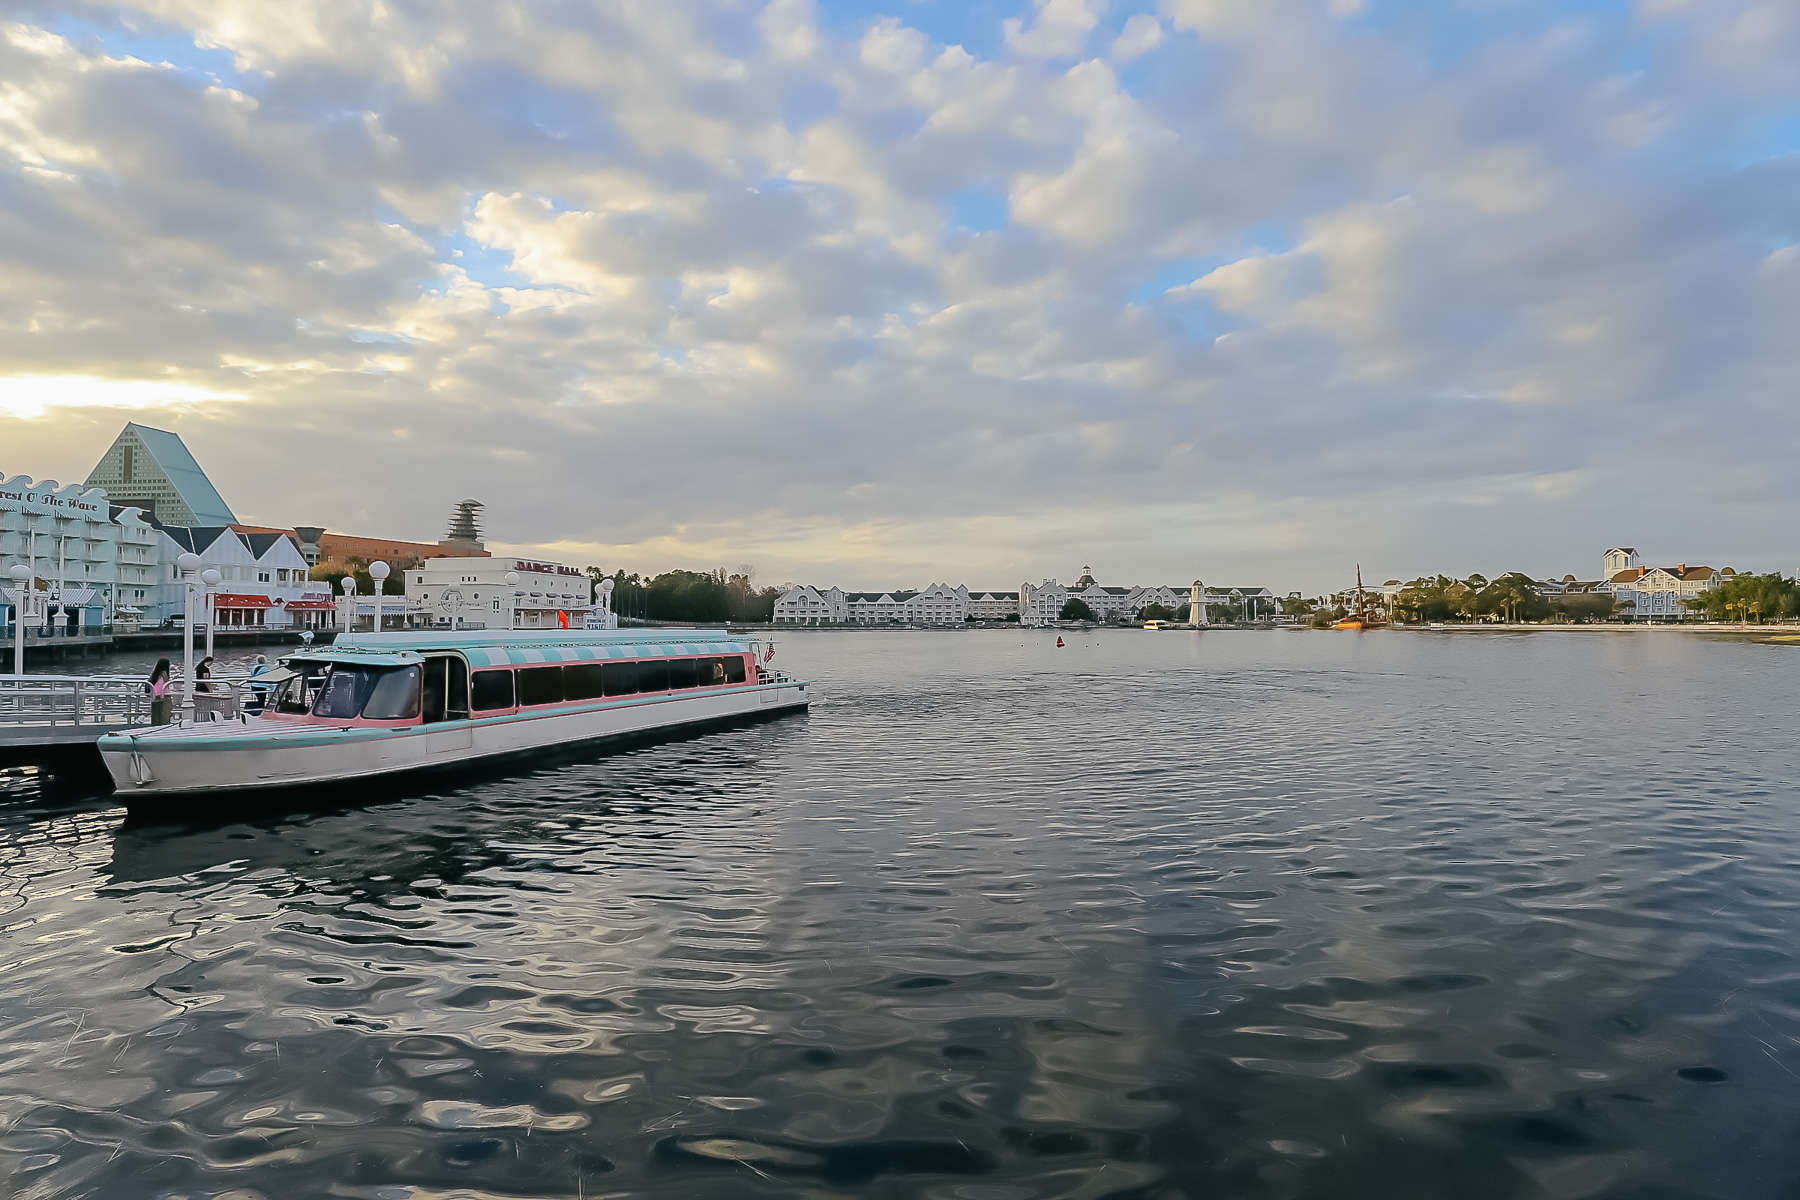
[1677,564,1686,574]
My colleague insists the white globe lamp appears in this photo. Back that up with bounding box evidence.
[200,567,222,657]
[369,560,391,632]
[175,552,203,708]
[9,563,32,675]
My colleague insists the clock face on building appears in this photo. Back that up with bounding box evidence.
[440,587,465,616]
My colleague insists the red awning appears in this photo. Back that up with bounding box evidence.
[283,598,336,610]
[213,593,274,609]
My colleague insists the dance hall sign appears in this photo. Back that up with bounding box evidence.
[0,477,110,520]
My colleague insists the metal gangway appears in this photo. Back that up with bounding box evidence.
[0,673,254,752]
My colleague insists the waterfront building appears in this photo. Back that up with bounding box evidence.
[1018,580,1067,627]
[154,526,334,629]
[907,582,970,625]
[967,590,1020,620]
[1598,547,1728,621]
[84,422,237,527]
[1125,584,1188,615]
[774,569,1265,628]
[772,585,848,625]
[406,556,598,630]
[1,475,160,629]
[846,591,909,624]
[1604,563,1726,621]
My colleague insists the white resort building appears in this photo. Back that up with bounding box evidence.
[773,567,1275,628]
[1,475,161,632]
[405,556,603,630]
[155,526,332,629]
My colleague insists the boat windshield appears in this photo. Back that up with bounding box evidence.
[271,662,331,715]
[310,664,422,721]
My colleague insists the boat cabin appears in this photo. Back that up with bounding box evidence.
[259,630,762,729]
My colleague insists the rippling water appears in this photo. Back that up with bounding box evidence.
[3,629,1799,1198]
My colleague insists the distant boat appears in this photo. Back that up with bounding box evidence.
[1335,565,1389,630]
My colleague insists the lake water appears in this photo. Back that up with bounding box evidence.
[2,629,1798,1198]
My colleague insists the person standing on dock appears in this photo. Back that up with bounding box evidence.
[245,654,271,713]
[146,659,173,726]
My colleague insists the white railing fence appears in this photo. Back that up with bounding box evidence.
[0,672,259,730]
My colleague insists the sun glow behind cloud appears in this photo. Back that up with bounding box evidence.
[0,375,245,420]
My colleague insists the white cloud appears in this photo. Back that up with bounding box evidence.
[0,0,1795,588]
[1111,14,1164,61]
[1004,0,1108,59]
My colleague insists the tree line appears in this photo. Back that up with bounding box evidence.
[586,568,785,624]
[1681,573,1800,623]
[1387,573,1617,623]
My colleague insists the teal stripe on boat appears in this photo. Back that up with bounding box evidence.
[409,640,756,668]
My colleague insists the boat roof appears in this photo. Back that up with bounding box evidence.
[316,627,755,669]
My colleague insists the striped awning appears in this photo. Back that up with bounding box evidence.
[461,640,752,668]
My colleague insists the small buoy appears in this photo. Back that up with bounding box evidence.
[1055,636,1064,647]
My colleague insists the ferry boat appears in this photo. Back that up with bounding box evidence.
[97,629,809,798]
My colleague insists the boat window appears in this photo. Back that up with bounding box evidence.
[363,665,422,720]
[313,666,383,719]
[723,656,747,684]
[666,658,699,690]
[637,659,670,693]
[442,657,469,721]
[565,663,606,701]
[274,663,329,714]
[517,666,565,706]
[471,669,514,712]
[601,660,638,696]
[419,656,470,723]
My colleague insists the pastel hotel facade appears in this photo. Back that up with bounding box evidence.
[773,567,1276,627]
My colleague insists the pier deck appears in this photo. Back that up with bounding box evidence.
[0,674,153,753]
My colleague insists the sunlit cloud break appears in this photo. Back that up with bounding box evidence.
[0,375,245,420]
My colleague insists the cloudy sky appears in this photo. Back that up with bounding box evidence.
[1,0,1795,590]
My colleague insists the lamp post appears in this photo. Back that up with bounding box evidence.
[369,560,390,632]
[341,576,357,632]
[201,567,221,659]
[9,563,31,675]
[504,571,519,630]
[176,551,202,710]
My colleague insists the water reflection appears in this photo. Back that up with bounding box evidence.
[1,631,1798,1196]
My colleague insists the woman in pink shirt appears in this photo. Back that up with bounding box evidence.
[146,658,173,726]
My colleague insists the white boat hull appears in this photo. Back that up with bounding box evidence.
[99,681,808,798]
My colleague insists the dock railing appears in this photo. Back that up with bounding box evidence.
[0,673,151,732]
[0,671,260,741]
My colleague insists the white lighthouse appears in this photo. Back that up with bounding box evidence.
[1188,580,1208,628]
